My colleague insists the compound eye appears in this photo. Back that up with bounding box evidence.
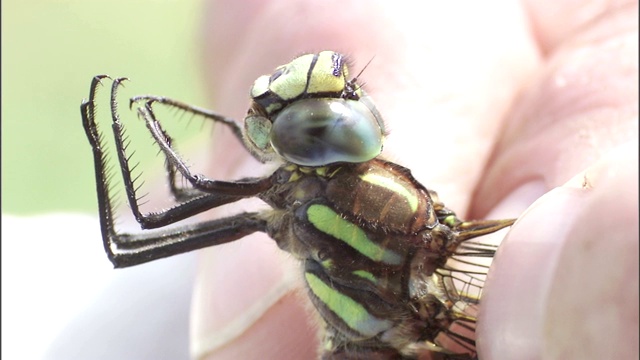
[270,98,384,166]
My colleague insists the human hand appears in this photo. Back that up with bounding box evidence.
[473,1,638,358]
[191,1,638,359]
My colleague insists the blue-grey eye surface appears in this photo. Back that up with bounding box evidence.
[270,98,384,166]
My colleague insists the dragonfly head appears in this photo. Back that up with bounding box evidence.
[244,51,385,167]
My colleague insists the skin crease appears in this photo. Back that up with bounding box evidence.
[187,1,638,359]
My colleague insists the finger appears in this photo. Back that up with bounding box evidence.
[190,233,319,360]
[475,1,639,357]
[522,0,637,53]
[471,1,638,217]
[478,144,639,359]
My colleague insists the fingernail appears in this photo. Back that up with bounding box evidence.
[477,186,589,360]
[486,180,548,220]
[542,146,638,359]
[476,180,548,249]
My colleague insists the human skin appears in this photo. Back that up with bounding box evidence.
[190,1,638,359]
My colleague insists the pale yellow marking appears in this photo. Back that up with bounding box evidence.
[315,167,327,176]
[269,54,314,100]
[264,102,282,114]
[360,172,419,212]
[250,75,270,98]
[307,51,346,94]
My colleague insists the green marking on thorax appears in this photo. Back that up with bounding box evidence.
[443,215,457,227]
[307,204,402,265]
[304,272,392,337]
[321,259,333,269]
[360,172,418,212]
[352,269,378,284]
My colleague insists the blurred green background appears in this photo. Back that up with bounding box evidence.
[2,0,209,215]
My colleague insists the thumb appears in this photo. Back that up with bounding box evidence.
[478,143,639,359]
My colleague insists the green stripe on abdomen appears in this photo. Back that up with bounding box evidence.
[352,269,378,284]
[305,272,392,337]
[306,204,402,265]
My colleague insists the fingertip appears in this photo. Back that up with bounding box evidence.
[197,291,319,360]
[477,187,582,359]
[190,234,317,359]
[478,144,639,359]
[542,144,638,359]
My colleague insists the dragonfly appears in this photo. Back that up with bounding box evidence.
[81,50,515,359]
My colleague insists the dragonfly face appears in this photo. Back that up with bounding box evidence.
[245,51,385,166]
[81,51,514,359]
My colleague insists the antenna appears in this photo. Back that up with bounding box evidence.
[343,54,376,99]
[352,54,376,83]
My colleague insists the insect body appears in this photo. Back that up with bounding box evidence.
[82,51,514,359]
